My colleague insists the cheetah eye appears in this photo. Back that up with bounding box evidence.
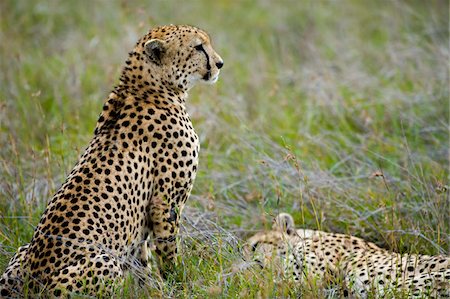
[194,44,203,51]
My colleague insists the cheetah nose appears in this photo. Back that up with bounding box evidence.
[216,61,224,69]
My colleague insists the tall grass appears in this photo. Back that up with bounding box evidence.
[0,0,448,297]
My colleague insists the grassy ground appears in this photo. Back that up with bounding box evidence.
[0,0,448,298]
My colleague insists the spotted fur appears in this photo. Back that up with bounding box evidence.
[245,213,450,298]
[0,24,223,298]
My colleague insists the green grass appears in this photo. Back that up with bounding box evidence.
[0,0,448,297]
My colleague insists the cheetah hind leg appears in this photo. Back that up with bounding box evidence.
[49,253,124,298]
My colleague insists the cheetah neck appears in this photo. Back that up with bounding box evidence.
[114,82,188,107]
[118,52,189,106]
[94,85,189,136]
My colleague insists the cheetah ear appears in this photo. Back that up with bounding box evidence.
[144,39,166,65]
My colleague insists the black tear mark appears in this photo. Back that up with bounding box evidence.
[196,44,211,80]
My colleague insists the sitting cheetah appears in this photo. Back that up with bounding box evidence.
[0,24,223,298]
[245,213,450,298]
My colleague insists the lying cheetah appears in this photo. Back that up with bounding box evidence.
[0,24,223,298]
[245,213,450,298]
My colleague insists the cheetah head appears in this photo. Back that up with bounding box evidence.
[243,213,297,268]
[243,230,286,269]
[124,25,223,93]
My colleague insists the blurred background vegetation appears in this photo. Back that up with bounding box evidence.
[0,0,448,297]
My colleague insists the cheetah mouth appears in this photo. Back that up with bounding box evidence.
[202,71,211,81]
[202,71,219,83]
[210,74,219,83]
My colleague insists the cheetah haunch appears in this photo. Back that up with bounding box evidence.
[245,213,449,298]
[0,25,223,298]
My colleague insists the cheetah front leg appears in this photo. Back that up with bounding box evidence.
[149,197,181,277]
